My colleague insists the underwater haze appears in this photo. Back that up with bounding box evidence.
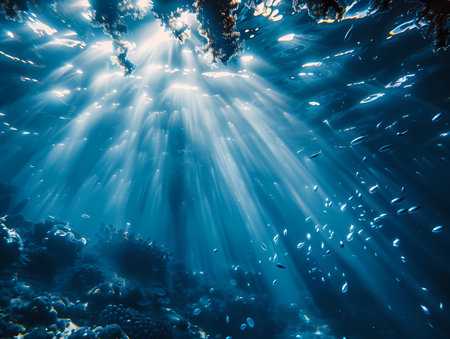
[0,0,449,338]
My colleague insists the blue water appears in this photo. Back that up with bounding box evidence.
[0,0,449,338]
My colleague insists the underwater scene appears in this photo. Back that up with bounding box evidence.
[0,0,449,338]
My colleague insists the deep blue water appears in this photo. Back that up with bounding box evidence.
[0,1,449,338]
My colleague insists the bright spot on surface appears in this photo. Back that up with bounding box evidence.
[53,89,71,97]
[241,55,254,62]
[278,33,295,42]
[302,62,322,67]
[389,20,417,36]
[170,84,199,91]
[72,0,90,8]
[47,38,86,48]
[27,18,57,36]
[360,93,385,104]
[202,72,248,79]
[92,41,113,53]
[136,0,151,11]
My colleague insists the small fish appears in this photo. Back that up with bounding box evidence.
[397,129,408,137]
[408,205,422,214]
[342,281,348,293]
[369,185,379,194]
[273,234,279,244]
[213,248,219,253]
[193,308,201,315]
[246,317,255,328]
[240,323,247,331]
[350,135,366,146]
[374,213,387,223]
[432,112,443,122]
[393,239,400,247]
[432,225,444,233]
[81,214,90,219]
[339,241,344,248]
[261,242,267,251]
[344,24,353,41]
[276,263,286,269]
[378,144,393,152]
[309,151,322,159]
[420,305,430,315]
[397,208,408,215]
[390,197,404,204]
[297,242,305,249]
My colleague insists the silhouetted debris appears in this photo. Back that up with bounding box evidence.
[293,0,344,20]
[195,0,242,63]
[417,0,449,50]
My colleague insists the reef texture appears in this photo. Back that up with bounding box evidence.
[0,182,285,338]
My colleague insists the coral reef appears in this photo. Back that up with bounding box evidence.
[0,178,283,339]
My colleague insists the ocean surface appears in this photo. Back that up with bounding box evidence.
[0,0,449,338]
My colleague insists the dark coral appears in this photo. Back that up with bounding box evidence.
[68,328,97,339]
[23,327,54,339]
[0,222,23,269]
[96,225,169,284]
[98,304,172,339]
[68,264,105,293]
[23,222,86,280]
[94,324,129,339]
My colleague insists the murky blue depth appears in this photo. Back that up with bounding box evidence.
[0,1,449,338]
